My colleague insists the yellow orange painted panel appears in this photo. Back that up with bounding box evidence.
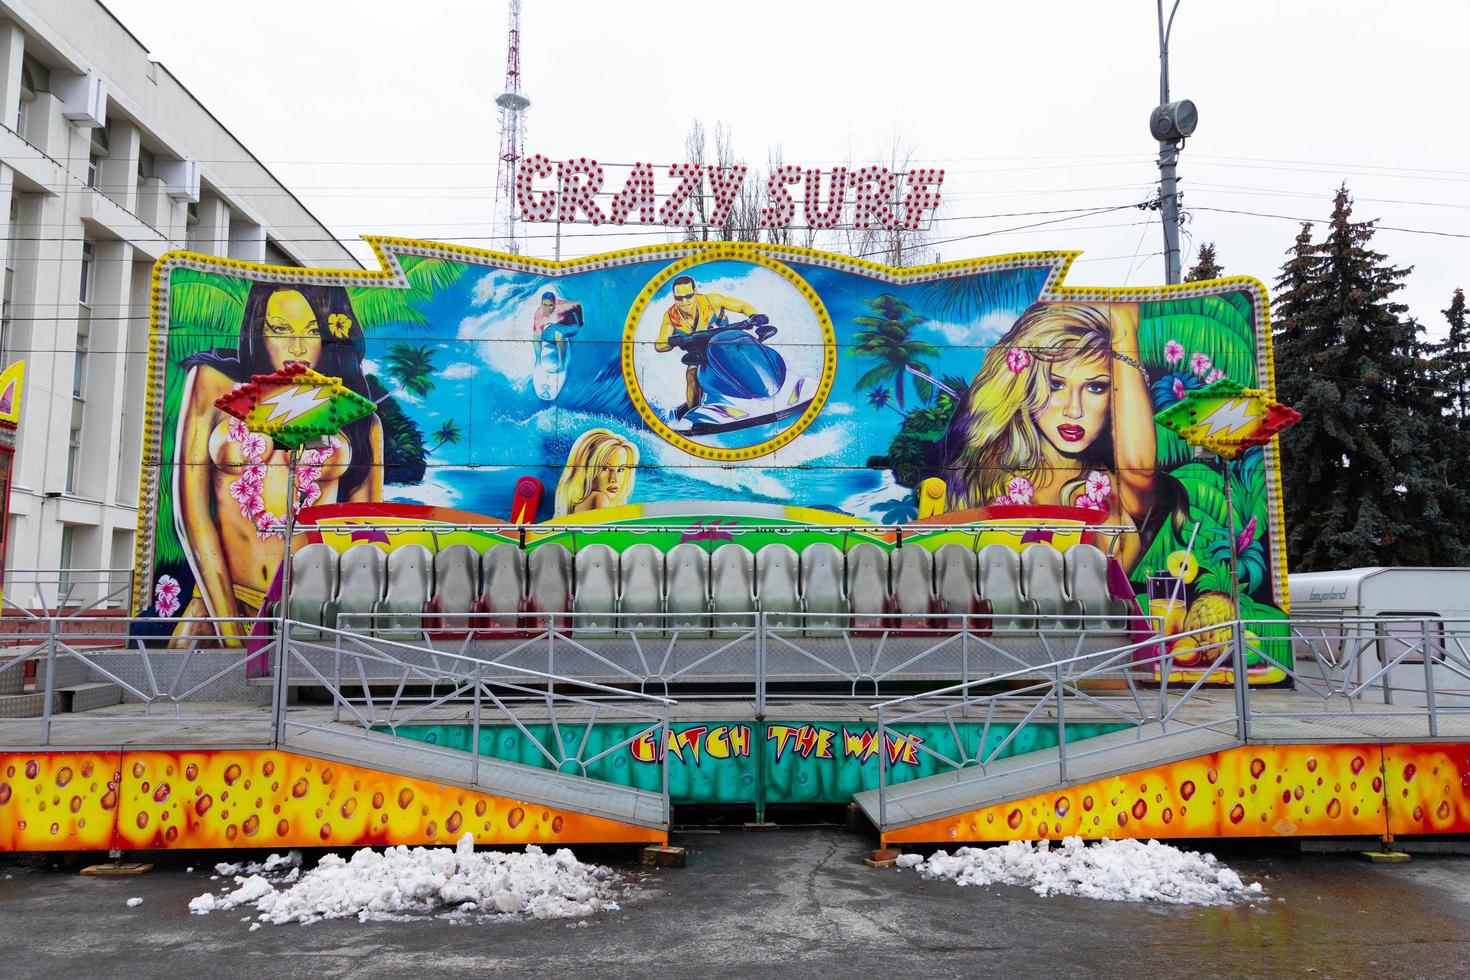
[884,743,1396,845]
[0,749,663,852]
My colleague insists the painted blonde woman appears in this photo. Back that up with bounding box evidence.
[555,429,638,516]
[170,283,383,643]
[943,302,1163,571]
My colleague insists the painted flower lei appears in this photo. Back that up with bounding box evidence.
[224,418,338,540]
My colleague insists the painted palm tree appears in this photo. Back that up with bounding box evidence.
[385,344,437,398]
[866,385,905,417]
[852,293,938,410]
[875,493,919,524]
[345,255,465,331]
[428,419,462,453]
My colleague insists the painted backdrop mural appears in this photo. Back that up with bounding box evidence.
[134,240,1290,657]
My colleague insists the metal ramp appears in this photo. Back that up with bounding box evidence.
[854,722,1242,832]
[282,723,667,830]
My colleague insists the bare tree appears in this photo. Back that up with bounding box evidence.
[683,120,709,241]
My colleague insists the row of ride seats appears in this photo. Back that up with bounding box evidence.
[286,540,1130,639]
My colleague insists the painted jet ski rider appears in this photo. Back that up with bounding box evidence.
[655,275,771,420]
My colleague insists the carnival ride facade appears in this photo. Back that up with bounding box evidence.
[2,240,1468,854]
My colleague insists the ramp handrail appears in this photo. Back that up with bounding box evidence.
[279,620,674,824]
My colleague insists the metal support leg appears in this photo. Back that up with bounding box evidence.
[876,705,887,831]
[40,630,56,745]
[1423,620,1439,737]
[1054,662,1067,784]
[470,665,482,785]
[1233,622,1251,743]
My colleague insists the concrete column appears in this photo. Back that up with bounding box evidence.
[194,192,230,258]
[82,238,132,504]
[99,118,140,213]
[0,21,25,135]
[228,218,265,263]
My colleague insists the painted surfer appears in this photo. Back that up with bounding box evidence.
[654,275,768,420]
[532,290,583,400]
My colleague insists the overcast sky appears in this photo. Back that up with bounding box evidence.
[103,0,1470,335]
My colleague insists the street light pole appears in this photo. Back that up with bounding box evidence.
[1153,0,1193,285]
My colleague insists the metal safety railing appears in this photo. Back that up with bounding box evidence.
[277,620,674,824]
[868,617,1470,828]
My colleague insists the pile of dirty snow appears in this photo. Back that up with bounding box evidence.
[189,834,622,926]
[897,837,1263,906]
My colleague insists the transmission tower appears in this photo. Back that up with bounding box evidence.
[494,0,530,254]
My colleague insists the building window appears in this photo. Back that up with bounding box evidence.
[17,63,35,136]
[78,239,95,305]
[65,426,81,494]
[87,126,110,189]
[73,322,89,398]
[185,202,200,250]
[136,147,155,202]
[0,197,15,364]
[59,524,75,597]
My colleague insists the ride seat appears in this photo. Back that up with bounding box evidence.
[326,543,385,635]
[285,543,338,639]
[375,544,432,640]
[426,544,483,637]
[846,542,891,632]
[665,543,711,635]
[890,545,937,630]
[1064,544,1128,630]
[710,543,756,637]
[934,543,983,631]
[1021,542,1083,630]
[977,543,1036,630]
[525,543,572,630]
[482,543,527,632]
[800,541,849,635]
[572,543,618,636]
[619,542,664,635]
[755,543,801,631]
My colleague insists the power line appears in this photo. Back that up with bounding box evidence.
[1191,205,1470,240]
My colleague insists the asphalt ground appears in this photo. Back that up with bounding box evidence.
[3,826,1469,979]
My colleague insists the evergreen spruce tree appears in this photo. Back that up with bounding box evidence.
[1438,288,1470,420]
[1272,185,1469,570]
[1184,242,1225,281]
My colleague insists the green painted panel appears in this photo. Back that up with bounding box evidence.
[389,719,1127,806]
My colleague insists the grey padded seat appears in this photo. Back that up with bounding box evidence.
[376,544,432,639]
[710,543,755,637]
[846,542,890,631]
[978,543,1036,629]
[1020,542,1082,629]
[572,543,618,636]
[328,543,385,634]
[1063,544,1127,629]
[482,543,526,630]
[890,546,935,629]
[665,543,710,634]
[800,541,849,635]
[619,542,664,635]
[756,543,801,631]
[526,543,572,629]
[430,544,481,634]
[934,542,980,630]
[286,543,338,639]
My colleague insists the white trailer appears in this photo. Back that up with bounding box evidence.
[1287,567,1470,706]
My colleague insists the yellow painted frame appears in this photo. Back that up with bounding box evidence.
[620,245,836,461]
[135,237,1288,615]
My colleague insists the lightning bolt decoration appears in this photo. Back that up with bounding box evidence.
[214,362,377,450]
[1153,378,1301,459]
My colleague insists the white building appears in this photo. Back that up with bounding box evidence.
[0,0,358,600]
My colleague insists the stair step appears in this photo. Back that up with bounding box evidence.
[0,692,63,719]
[60,682,124,713]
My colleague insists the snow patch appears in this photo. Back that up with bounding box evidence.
[901,838,1264,906]
[126,897,143,908]
[189,834,624,926]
